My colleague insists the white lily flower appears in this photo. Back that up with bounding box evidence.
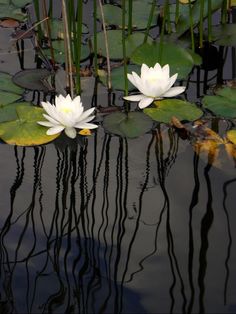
[123,63,186,109]
[37,94,98,139]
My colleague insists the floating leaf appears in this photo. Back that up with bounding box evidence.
[144,99,203,123]
[103,111,153,138]
[44,40,90,63]
[13,69,54,92]
[92,30,152,60]
[0,18,20,27]
[208,24,236,46]
[98,64,140,91]
[0,105,59,146]
[0,4,27,21]
[0,72,24,94]
[227,130,236,145]
[202,87,236,118]
[0,91,22,105]
[12,0,32,8]
[131,42,198,79]
[97,1,158,30]
[0,102,30,123]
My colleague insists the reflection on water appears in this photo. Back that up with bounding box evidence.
[0,126,235,314]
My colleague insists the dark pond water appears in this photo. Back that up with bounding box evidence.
[0,2,236,314]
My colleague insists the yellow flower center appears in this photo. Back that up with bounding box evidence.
[60,106,72,114]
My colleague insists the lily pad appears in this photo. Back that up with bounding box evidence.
[0,4,27,21]
[131,42,198,79]
[42,18,88,40]
[103,111,153,138]
[202,87,236,118]
[97,1,158,30]
[0,101,30,123]
[0,72,23,94]
[44,40,90,64]
[13,69,54,92]
[98,64,140,91]
[12,0,31,8]
[227,130,236,145]
[144,99,203,124]
[0,105,59,146]
[92,30,152,60]
[0,91,22,105]
[208,24,236,46]
[175,0,224,36]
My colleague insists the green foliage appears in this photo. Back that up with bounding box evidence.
[97,1,158,30]
[131,42,200,79]
[144,99,203,123]
[98,64,140,91]
[202,87,236,118]
[103,111,153,138]
[0,4,27,21]
[92,30,152,60]
[0,105,59,146]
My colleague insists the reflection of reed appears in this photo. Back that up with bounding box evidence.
[187,150,200,314]
[223,179,236,305]
[155,127,187,314]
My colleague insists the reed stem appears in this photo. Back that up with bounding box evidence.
[42,0,55,67]
[62,0,74,97]
[75,0,83,94]
[175,0,179,25]
[98,0,112,90]
[208,0,212,42]
[122,0,128,96]
[93,0,98,76]
[188,0,195,51]
[144,0,156,43]
[128,0,132,35]
[199,0,204,48]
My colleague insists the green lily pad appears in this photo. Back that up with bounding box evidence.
[13,69,54,92]
[103,111,153,138]
[175,0,224,36]
[0,72,23,94]
[42,18,88,40]
[227,130,236,145]
[97,1,158,30]
[0,91,22,105]
[0,101,30,123]
[92,30,152,60]
[0,105,59,146]
[44,40,90,63]
[144,99,203,123]
[202,87,236,118]
[12,0,31,8]
[131,42,198,79]
[208,24,236,46]
[0,4,27,21]
[98,64,140,91]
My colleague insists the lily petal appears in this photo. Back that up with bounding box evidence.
[46,125,65,135]
[75,122,98,129]
[123,94,146,102]
[162,86,186,97]
[138,97,154,109]
[65,127,77,138]
[37,121,55,127]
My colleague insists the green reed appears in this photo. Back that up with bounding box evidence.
[188,0,195,51]
[33,0,43,41]
[208,0,212,42]
[175,0,180,25]
[122,0,128,96]
[93,0,98,76]
[75,0,83,94]
[199,0,204,48]
[144,0,156,43]
[128,0,133,35]
[221,0,228,24]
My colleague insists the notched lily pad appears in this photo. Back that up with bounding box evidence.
[202,86,236,118]
[0,72,23,94]
[13,69,54,92]
[0,91,22,105]
[103,111,153,138]
[144,99,203,124]
[0,101,30,123]
[0,105,59,146]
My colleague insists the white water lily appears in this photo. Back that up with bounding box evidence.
[123,63,186,109]
[37,94,98,138]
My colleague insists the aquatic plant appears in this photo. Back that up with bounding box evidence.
[37,94,98,139]
[123,63,186,108]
